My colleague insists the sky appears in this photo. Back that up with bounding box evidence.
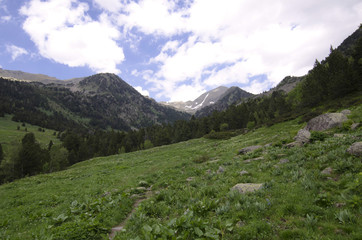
[0,0,361,102]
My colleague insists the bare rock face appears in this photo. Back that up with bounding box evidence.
[294,129,311,144]
[347,142,362,157]
[305,113,348,132]
[231,183,263,194]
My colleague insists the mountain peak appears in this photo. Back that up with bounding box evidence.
[78,73,138,96]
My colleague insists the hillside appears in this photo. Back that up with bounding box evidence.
[0,73,190,131]
[0,104,361,239]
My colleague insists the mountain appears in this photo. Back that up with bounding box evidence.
[161,86,229,114]
[194,87,254,117]
[0,73,190,131]
[261,75,305,96]
[336,24,362,56]
[0,68,62,83]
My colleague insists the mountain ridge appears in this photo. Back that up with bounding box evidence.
[0,73,190,131]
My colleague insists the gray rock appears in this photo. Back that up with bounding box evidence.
[321,167,333,175]
[238,145,263,155]
[279,159,289,164]
[285,141,302,148]
[231,183,263,194]
[239,170,249,176]
[217,166,225,174]
[294,129,311,144]
[347,142,362,157]
[341,109,351,115]
[351,123,360,130]
[305,113,348,131]
[244,156,263,163]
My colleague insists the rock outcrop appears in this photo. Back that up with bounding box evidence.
[305,113,348,131]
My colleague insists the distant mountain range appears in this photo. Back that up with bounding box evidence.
[0,73,189,131]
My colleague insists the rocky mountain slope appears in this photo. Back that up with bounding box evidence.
[161,86,229,114]
[194,87,254,118]
[0,73,190,131]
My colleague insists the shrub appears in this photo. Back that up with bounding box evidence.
[247,121,255,130]
[52,221,108,240]
[310,131,328,143]
[193,154,210,163]
[220,123,229,131]
[204,130,234,140]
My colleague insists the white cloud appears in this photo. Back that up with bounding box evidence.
[121,0,362,100]
[117,0,187,36]
[20,0,124,73]
[134,86,149,97]
[93,0,123,13]
[16,0,362,101]
[6,44,29,60]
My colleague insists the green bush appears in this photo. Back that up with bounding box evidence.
[204,130,234,140]
[310,131,328,143]
[193,154,210,163]
[52,221,108,240]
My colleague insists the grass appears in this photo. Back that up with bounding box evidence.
[0,114,61,157]
[0,108,361,239]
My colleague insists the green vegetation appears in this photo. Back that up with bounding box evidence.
[0,115,61,183]
[0,114,60,155]
[0,107,361,239]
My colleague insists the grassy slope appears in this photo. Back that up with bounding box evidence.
[0,106,361,239]
[0,115,61,156]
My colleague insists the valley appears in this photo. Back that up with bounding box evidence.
[0,22,361,240]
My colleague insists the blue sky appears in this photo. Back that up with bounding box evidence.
[0,0,361,102]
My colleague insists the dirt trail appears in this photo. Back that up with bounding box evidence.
[109,187,153,240]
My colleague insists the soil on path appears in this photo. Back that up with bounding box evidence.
[109,187,153,239]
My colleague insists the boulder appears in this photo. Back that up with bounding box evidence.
[231,183,263,194]
[341,109,351,115]
[321,167,333,175]
[305,113,348,131]
[294,129,311,144]
[347,142,362,157]
[238,145,262,155]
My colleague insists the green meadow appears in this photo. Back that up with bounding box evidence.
[0,106,361,239]
[0,114,60,156]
